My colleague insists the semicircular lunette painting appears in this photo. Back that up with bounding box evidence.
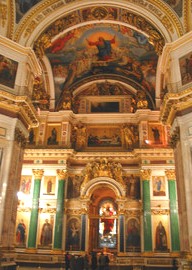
[45,24,158,108]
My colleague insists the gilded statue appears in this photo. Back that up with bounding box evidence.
[121,124,139,149]
[74,123,87,151]
[81,158,125,187]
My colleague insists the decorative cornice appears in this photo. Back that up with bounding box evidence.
[160,88,192,125]
[32,169,44,179]
[0,91,39,128]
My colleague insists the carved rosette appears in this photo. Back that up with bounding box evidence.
[57,169,68,180]
[32,169,44,179]
[140,169,151,180]
[165,169,175,180]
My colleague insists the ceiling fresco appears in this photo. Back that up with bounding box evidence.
[44,24,158,110]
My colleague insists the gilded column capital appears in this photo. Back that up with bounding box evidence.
[165,169,175,180]
[57,169,68,180]
[140,169,151,180]
[32,169,44,179]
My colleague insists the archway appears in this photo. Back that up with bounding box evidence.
[80,176,126,252]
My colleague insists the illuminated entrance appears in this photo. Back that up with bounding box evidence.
[99,200,117,249]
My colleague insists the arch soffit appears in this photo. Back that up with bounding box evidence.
[80,177,126,199]
[14,0,184,47]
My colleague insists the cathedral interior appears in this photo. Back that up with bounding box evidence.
[0,0,192,269]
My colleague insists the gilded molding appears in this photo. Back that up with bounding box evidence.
[0,3,7,27]
[165,169,176,180]
[7,0,15,39]
[160,88,192,125]
[152,209,169,215]
[40,208,56,213]
[0,90,39,128]
[183,0,191,32]
[140,169,151,180]
[56,169,68,180]
[32,169,44,179]
[148,0,183,36]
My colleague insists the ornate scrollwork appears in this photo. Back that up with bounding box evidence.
[81,158,125,187]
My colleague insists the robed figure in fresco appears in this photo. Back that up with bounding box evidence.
[16,219,26,245]
[126,219,140,250]
[155,221,168,251]
[101,206,114,236]
[40,219,53,246]
[87,36,116,61]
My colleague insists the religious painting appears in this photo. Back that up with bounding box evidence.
[46,125,60,145]
[43,176,56,195]
[87,126,122,148]
[45,23,158,109]
[39,215,54,247]
[126,218,141,252]
[15,214,30,247]
[66,218,81,251]
[67,175,83,199]
[148,124,164,145]
[91,102,119,113]
[123,175,141,200]
[27,128,36,145]
[152,176,166,197]
[179,52,192,85]
[154,220,168,252]
[0,55,18,88]
[99,200,117,249]
[19,175,32,194]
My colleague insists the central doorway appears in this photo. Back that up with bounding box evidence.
[88,185,117,252]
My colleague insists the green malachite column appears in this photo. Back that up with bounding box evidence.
[28,169,44,249]
[165,170,180,252]
[141,169,152,252]
[53,169,67,250]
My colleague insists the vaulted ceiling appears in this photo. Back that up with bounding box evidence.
[2,0,191,112]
